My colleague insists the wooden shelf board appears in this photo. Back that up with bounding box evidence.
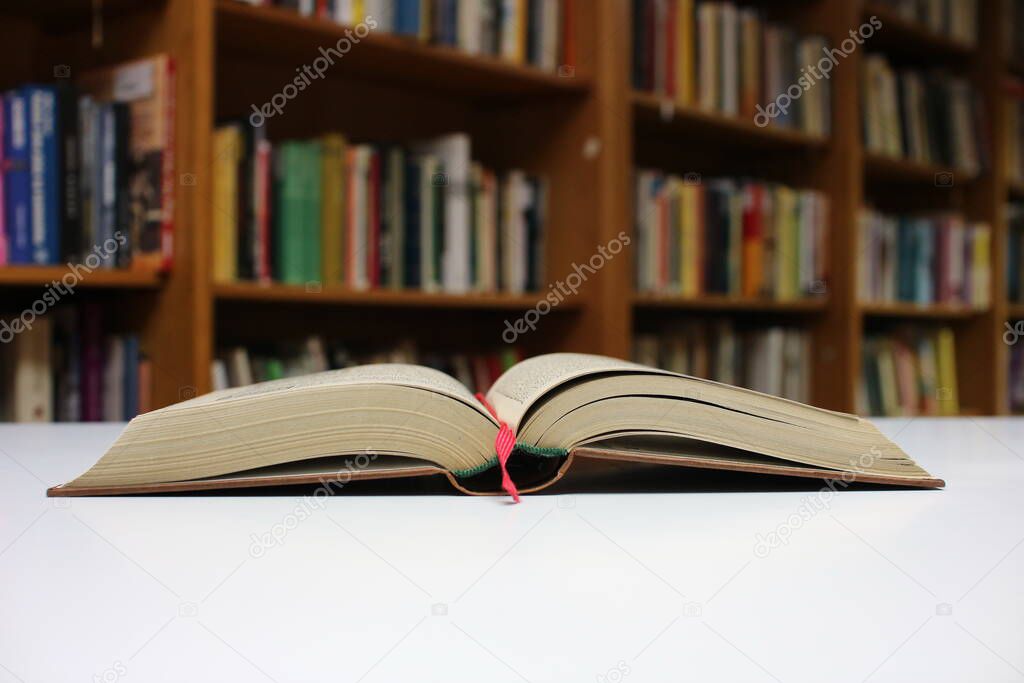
[1008,304,1024,319]
[0,0,157,26]
[862,3,974,62]
[632,91,829,150]
[1008,178,1024,200]
[214,282,577,310]
[0,266,162,289]
[216,1,589,100]
[863,153,971,185]
[634,293,828,313]
[860,302,988,320]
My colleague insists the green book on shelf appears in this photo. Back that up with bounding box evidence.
[274,142,307,285]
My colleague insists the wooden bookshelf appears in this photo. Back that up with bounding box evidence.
[214,282,581,311]
[863,153,972,186]
[0,267,162,289]
[632,91,829,150]
[0,0,1017,418]
[216,1,590,99]
[634,294,828,314]
[861,2,974,61]
[859,303,989,320]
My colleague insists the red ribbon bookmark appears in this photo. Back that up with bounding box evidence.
[475,393,520,503]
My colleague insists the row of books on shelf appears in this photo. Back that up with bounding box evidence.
[1009,203,1024,303]
[213,126,546,293]
[859,327,959,417]
[635,171,828,300]
[213,338,521,395]
[633,322,811,403]
[873,0,978,45]
[862,56,985,173]
[857,209,991,307]
[0,306,148,423]
[0,55,174,270]
[239,0,572,72]
[631,0,831,136]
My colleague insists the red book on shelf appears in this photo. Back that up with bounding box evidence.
[470,355,491,395]
[345,148,358,288]
[485,354,504,390]
[742,184,764,297]
[368,149,381,288]
[561,0,576,71]
[137,358,152,415]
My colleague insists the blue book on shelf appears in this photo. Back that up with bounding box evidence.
[3,90,32,264]
[394,0,420,36]
[914,221,933,305]
[25,85,60,264]
[403,158,422,287]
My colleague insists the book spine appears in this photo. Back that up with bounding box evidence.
[57,84,81,264]
[4,92,32,264]
[27,86,59,264]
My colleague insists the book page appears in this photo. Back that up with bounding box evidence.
[486,353,672,429]
[168,364,497,424]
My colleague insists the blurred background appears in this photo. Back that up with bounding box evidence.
[0,0,1020,423]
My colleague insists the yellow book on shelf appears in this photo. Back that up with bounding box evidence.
[774,186,796,300]
[420,0,432,41]
[321,134,347,285]
[877,341,900,417]
[935,328,960,416]
[353,0,365,23]
[213,126,241,283]
[972,223,991,307]
[676,0,694,105]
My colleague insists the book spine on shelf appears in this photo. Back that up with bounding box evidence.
[4,91,33,264]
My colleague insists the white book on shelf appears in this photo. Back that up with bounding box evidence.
[227,347,254,388]
[9,317,53,422]
[541,0,561,71]
[412,133,472,293]
[211,360,229,392]
[457,0,481,53]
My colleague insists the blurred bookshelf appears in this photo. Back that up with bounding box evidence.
[0,0,1021,421]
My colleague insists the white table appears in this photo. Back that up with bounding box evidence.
[1,418,1022,683]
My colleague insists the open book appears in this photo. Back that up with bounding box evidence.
[48,353,944,496]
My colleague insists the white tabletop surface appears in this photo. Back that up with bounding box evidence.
[1,417,1023,683]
